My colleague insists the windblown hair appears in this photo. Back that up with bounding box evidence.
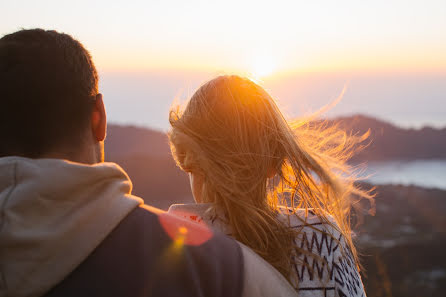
[169,75,372,281]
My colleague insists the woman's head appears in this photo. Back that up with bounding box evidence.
[170,75,285,205]
[169,75,372,280]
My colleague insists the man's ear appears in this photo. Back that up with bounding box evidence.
[91,93,107,142]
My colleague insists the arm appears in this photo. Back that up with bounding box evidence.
[238,242,298,297]
[332,233,367,297]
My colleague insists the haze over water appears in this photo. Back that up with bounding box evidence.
[364,160,446,190]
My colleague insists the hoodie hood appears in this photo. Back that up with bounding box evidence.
[0,157,143,297]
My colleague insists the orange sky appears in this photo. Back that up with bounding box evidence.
[2,1,445,129]
[2,0,446,77]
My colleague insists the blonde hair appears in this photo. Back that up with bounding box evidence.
[169,75,373,281]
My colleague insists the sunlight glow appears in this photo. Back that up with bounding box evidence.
[2,1,445,73]
[250,54,277,79]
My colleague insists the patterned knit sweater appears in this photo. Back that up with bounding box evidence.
[168,203,366,297]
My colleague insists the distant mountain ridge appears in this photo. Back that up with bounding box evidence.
[106,114,446,163]
[328,115,446,162]
[106,124,170,160]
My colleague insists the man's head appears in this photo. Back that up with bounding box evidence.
[0,28,106,163]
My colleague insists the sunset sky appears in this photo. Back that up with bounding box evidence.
[1,0,445,130]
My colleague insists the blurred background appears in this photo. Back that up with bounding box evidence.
[2,1,445,296]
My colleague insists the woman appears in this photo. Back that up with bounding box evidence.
[168,75,371,296]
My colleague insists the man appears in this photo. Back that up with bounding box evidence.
[0,29,297,297]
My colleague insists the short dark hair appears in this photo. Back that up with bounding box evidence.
[0,29,98,157]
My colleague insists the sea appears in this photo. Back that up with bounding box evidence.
[362,160,446,190]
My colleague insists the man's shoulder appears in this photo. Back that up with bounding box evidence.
[45,205,244,297]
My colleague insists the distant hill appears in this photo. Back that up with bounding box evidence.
[356,183,446,297]
[106,124,170,160]
[328,115,446,162]
[105,124,191,209]
[106,115,446,163]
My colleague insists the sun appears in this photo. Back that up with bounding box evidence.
[250,54,277,79]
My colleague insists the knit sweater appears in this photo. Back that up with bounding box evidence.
[168,203,367,297]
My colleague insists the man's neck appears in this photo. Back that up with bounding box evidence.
[41,143,102,164]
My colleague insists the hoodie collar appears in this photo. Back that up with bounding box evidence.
[0,157,143,297]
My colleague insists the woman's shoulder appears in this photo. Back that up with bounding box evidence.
[168,203,232,235]
[277,207,345,262]
[278,207,366,297]
[168,203,212,224]
[277,207,340,234]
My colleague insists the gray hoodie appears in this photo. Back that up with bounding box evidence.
[0,157,142,297]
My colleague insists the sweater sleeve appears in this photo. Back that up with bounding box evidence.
[328,220,366,297]
[332,233,367,297]
[287,210,367,297]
